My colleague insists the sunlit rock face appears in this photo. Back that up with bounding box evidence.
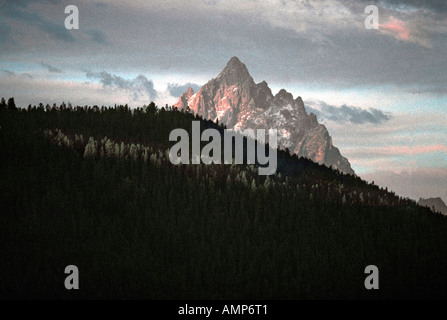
[175,56,355,175]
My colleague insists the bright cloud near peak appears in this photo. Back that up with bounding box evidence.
[380,16,410,40]
[344,144,447,157]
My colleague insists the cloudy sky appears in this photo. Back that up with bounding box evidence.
[1,0,446,203]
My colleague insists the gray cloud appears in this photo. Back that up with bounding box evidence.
[1,0,446,94]
[1,0,447,96]
[347,0,447,13]
[83,29,107,44]
[94,1,446,93]
[39,61,63,73]
[0,0,106,48]
[0,21,12,45]
[406,85,447,95]
[167,83,202,97]
[0,69,32,79]
[93,2,108,9]
[305,100,391,125]
[1,69,16,77]
[86,71,158,100]
[2,1,75,43]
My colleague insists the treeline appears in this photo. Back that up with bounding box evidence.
[0,97,17,111]
[1,99,447,299]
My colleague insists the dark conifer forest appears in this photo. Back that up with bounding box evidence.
[1,99,447,299]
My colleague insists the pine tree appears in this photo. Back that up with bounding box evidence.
[120,142,126,158]
[251,179,257,191]
[114,143,120,157]
[105,139,114,156]
[264,176,271,189]
[83,137,97,157]
[240,171,248,185]
[0,97,6,110]
[7,97,17,110]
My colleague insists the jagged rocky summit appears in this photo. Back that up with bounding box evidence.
[174,56,355,175]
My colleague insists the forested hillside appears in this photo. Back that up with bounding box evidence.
[1,99,447,299]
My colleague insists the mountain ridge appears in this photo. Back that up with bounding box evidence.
[174,56,355,175]
[418,197,447,215]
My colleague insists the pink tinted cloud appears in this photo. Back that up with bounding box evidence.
[385,144,447,155]
[345,144,447,157]
[379,16,410,41]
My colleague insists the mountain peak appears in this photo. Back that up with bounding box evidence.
[174,57,355,175]
[275,89,293,100]
[186,87,194,95]
[273,89,295,106]
[218,56,251,84]
[295,96,306,114]
[173,86,195,110]
[227,56,243,66]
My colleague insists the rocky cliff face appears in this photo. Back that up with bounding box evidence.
[174,56,355,175]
